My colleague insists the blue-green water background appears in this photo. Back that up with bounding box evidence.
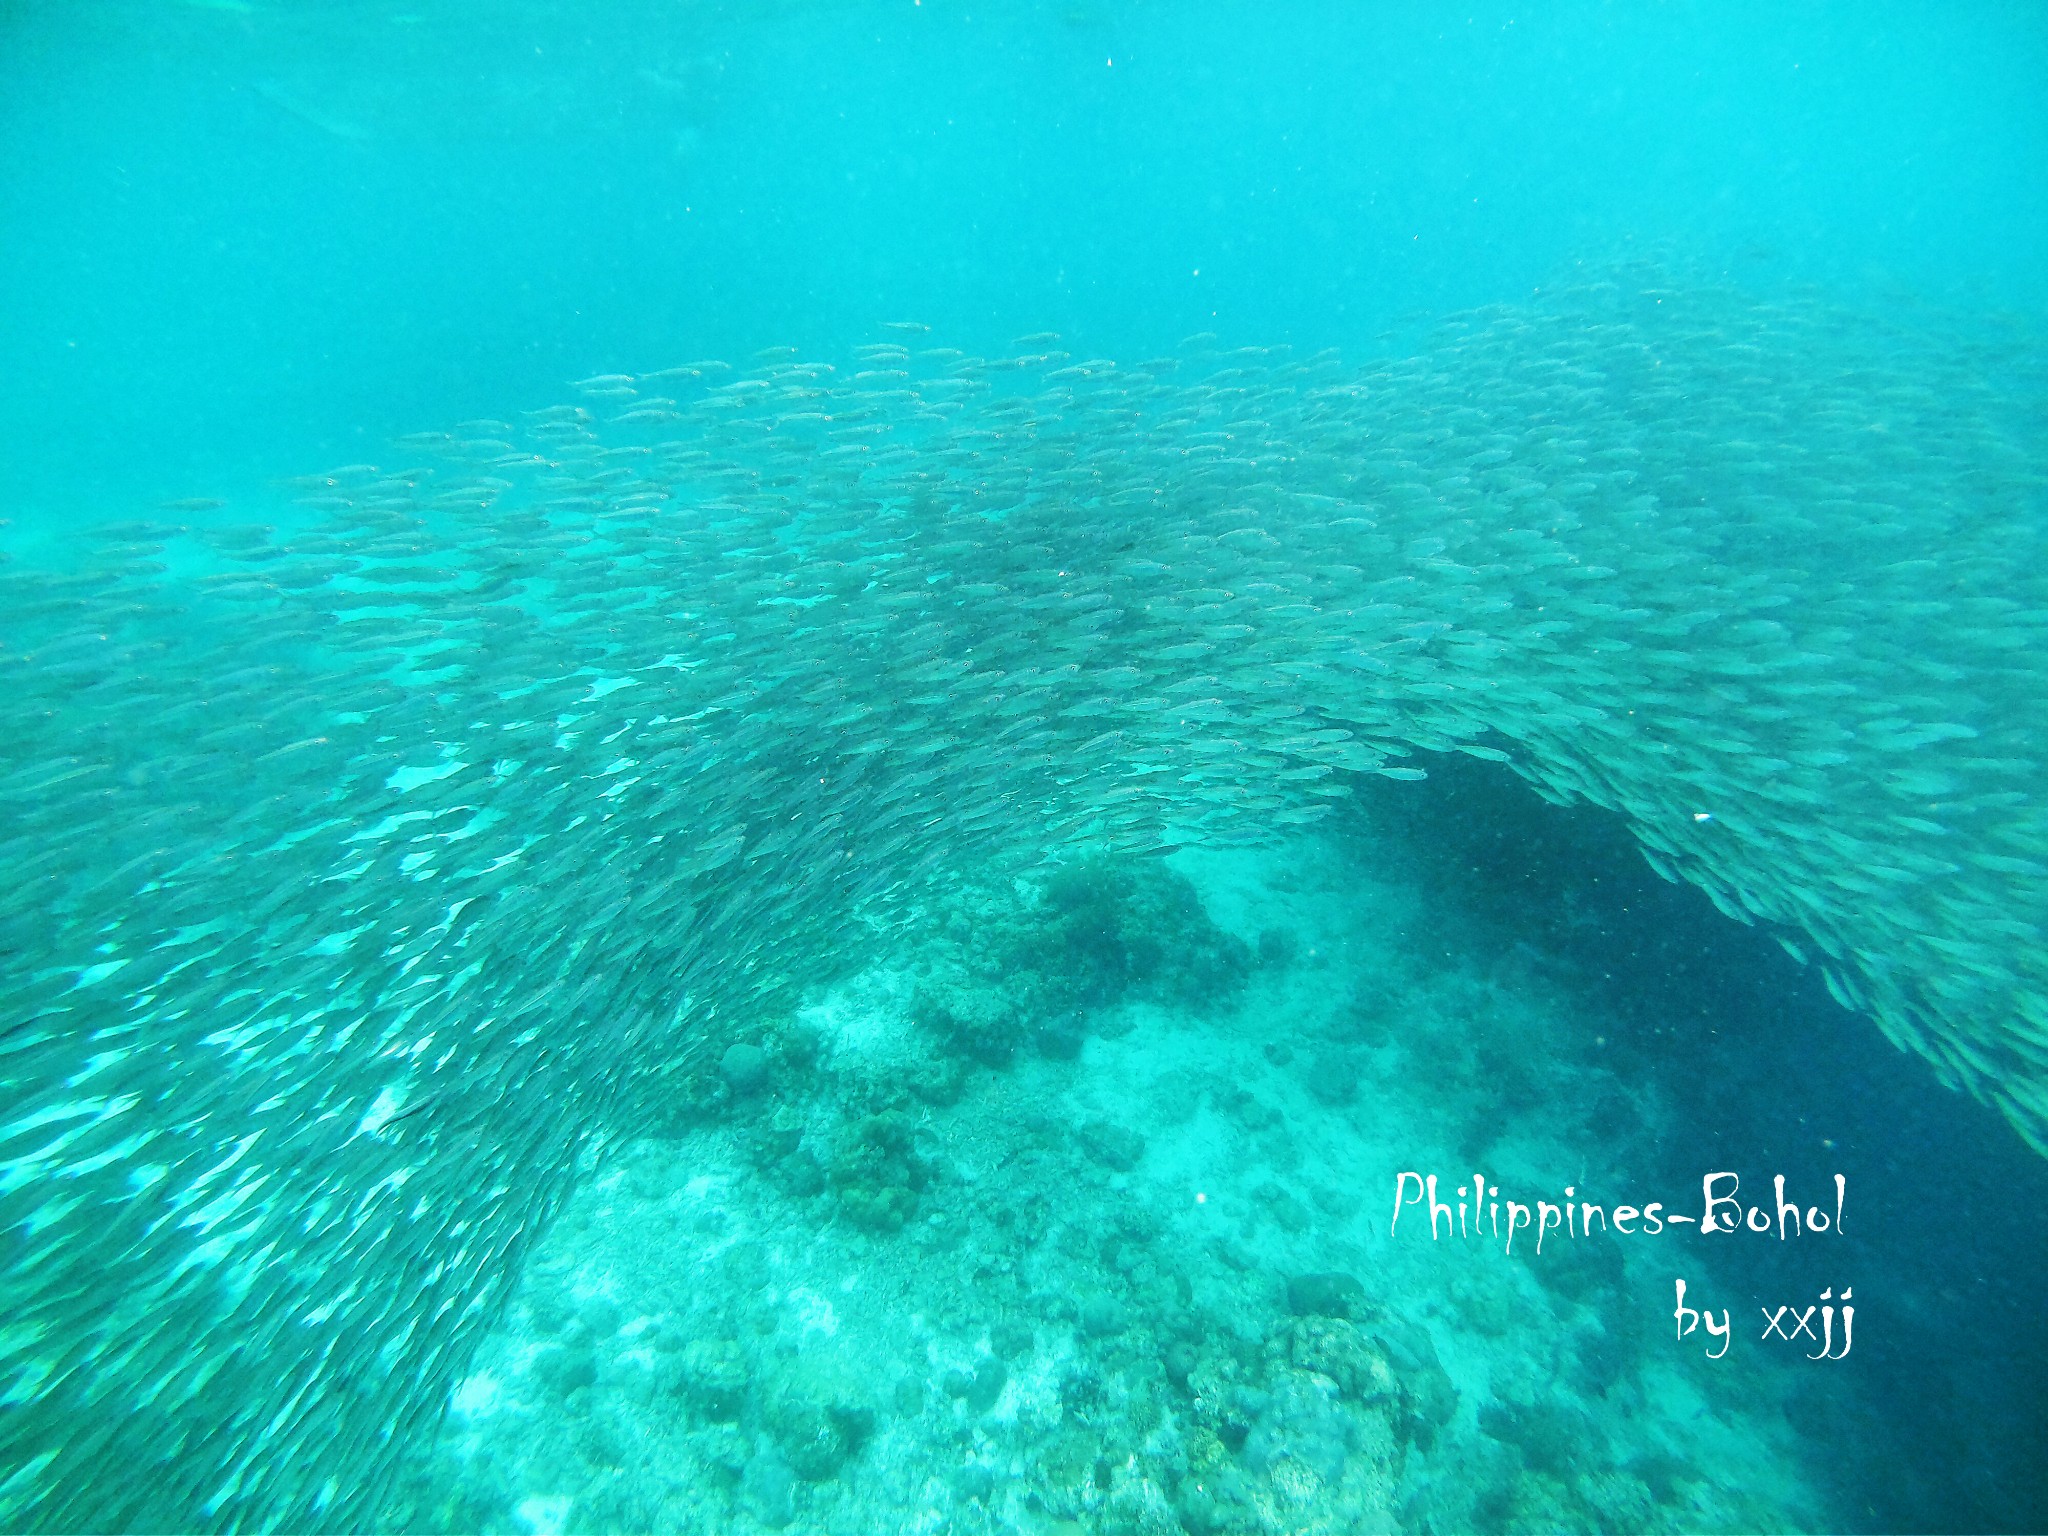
[3,0,2045,518]
[5,3,2048,1531]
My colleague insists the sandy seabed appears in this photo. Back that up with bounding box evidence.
[386,831,1825,1536]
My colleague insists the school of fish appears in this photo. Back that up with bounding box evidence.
[2,256,2044,1530]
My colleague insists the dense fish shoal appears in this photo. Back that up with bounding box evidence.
[1,258,2043,1531]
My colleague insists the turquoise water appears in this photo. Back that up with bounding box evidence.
[2,3,2046,1533]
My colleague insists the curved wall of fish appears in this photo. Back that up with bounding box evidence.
[3,260,2043,1529]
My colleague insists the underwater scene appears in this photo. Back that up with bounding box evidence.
[3,2,2047,1533]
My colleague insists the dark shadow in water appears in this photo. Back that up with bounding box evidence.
[1348,753,2048,1536]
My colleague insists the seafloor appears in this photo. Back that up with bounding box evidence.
[377,782,1849,1536]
